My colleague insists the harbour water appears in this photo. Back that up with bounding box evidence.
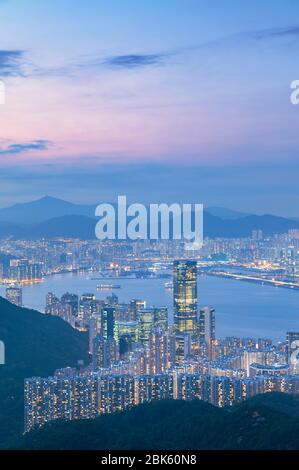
[1,272,298,341]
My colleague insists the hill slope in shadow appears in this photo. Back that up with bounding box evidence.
[11,393,299,450]
[0,296,89,449]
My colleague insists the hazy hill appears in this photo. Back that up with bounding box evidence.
[0,296,89,449]
[206,206,249,219]
[10,393,299,450]
[0,196,95,225]
[0,196,298,239]
[30,215,96,239]
[203,212,299,238]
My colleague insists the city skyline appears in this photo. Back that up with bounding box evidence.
[1,220,299,451]
[0,1,299,215]
[1,2,299,457]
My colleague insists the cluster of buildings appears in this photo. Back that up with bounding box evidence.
[201,229,299,276]
[1,228,299,283]
[1,258,43,284]
[24,260,299,433]
[24,369,299,433]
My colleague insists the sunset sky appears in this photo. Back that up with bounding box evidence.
[0,0,299,215]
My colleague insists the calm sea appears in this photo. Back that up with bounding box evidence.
[1,272,298,341]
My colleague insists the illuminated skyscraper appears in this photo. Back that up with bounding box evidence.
[129,299,146,321]
[5,286,22,307]
[92,335,119,369]
[153,306,168,331]
[114,320,139,344]
[61,292,79,317]
[9,259,42,282]
[78,293,100,328]
[175,333,192,365]
[173,260,198,335]
[286,331,299,373]
[101,306,116,340]
[138,309,155,347]
[45,292,59,310]
[199,307,216,344]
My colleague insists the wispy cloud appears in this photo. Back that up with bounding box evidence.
[248,25,299,40]
[29,51,175,79]
[42,24,299,76]
[0,50,25,77]
[3,24,299,81]
[0,140,52,155]
[102,53,171,69]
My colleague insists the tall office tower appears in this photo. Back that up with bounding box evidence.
[114,320,139,344]
[46,292,59,308]
[28,262,42,281]
[198,307,216,344]
[89,314,102,354]
[92,335,119,369]
[153,306,168,330]
[61,292,79,317]
[106,292,118,307]
[5,286,22,307]
[129,299,146,321]
[286,331,299,373]
[173,260,198,336]
[78,293,100,327]
[101,306,116,340]
[9,259,43,282]
[45,292,59,314]
[9,259,29,281]
[138,309,155,347]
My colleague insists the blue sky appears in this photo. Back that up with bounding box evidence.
[0,0,298,215]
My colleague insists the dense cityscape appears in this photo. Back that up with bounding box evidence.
[1,231,298,432]
[1,0,299,460]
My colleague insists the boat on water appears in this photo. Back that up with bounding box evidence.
[164,281,173,290]
[97,284,121,291]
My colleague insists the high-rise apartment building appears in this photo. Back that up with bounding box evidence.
[286,331,299,372]
[198,307,216,344]
[5,286,22,307]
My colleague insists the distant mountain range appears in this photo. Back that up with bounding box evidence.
[0,296,89,449]
[0,196,298,239]
[10,393,299,450]
[0,196,95,225]
[205,206,249,219]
